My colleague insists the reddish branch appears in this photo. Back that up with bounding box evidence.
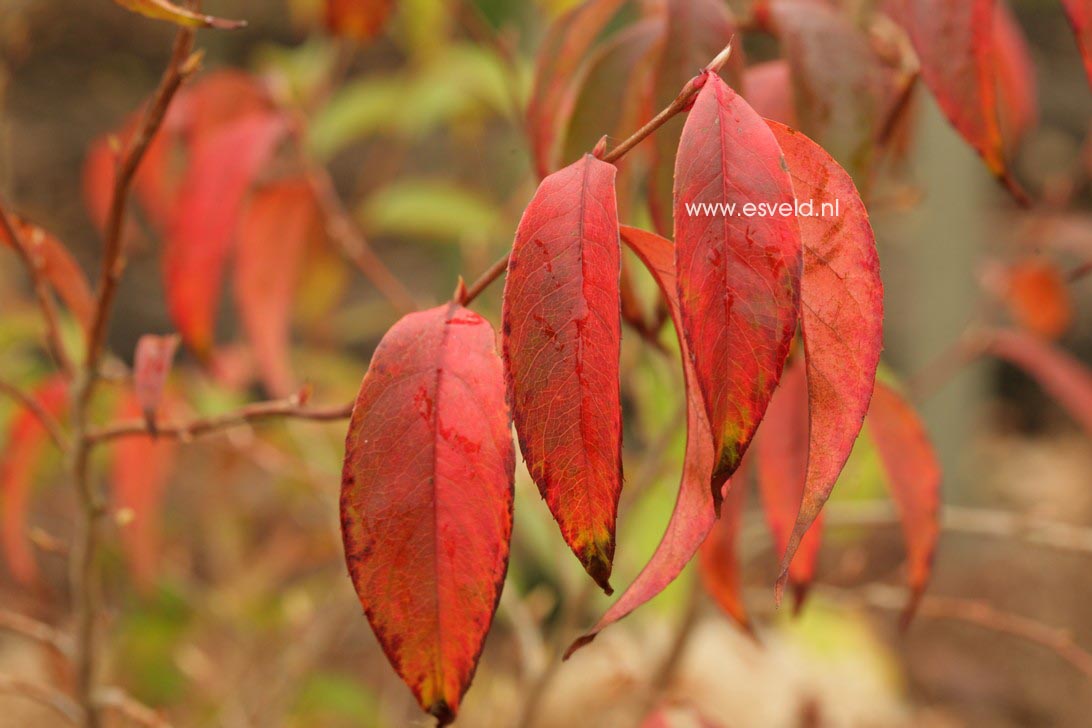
[0,377,69,450]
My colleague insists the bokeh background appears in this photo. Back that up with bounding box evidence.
[1,0,1091,726]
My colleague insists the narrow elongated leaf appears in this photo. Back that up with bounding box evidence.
[527,0,627,178]
[164,113,287,356]
[324,0,394,41]
[502,154,622,593]
[755,361,823,610]
[765,122,882,600]
[866,382,941,623]
[234,179,320,396]
[1,216,95,333]
[993,2,1038,151]
[674,73,802,509]
[134,334,180,433]
[341,304,513,725]
[110,394,177,590]
[566,225,720,657]
[113,0,245,29]
[1061,0,1092,90]
[983,327,1092,438]
[743,60,796,127]
[698,453,751,631]
[1,378,67,584]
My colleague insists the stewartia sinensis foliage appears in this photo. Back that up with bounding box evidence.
[2,0,1091,725]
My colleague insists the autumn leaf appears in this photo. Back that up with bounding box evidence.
[866,381,941,624]
[164,112,288,357]
[765,122,883,603]
[755,361,823,611]
[324,0,395,42]
[1,377,67,585]
[992,1,1038,152]
[566,225,720,657]
[1061,0,1092,90]
[743,60,796,128]
[113,0,245,29]
[502,154,622,593]
[674,72,802,510]
[110,394,178,591]
[527,0,627,178]
[698,451,751,632]
[341,304,513,725]
[134,334,180,433]
[983,327,1092,439]
[234,179,321,397]
[997,259,1072,340]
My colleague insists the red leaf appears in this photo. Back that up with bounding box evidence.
[1,216,95,333]
[1,377,67,584]
[743,60,797,128]
[983,327,1092,438]
[341,304,513,725]
[648,0,743,235]
[502,155,622,593]
[233,179,320,396]
[673,72,802,509]
[888,0,1021,195]
[134,334,180,433]
[698,452,751,632]
[164,112,288,356]
[755,361,823,610]
[764,122,883,601]
[998,258,1072,340]
[866,382,941,623]
[565,225,720,657]
[993,1,1038,151]
[324,0,395,42]
[110,394,177,590]
[527,0,628,178]
[1061,0,1092,90]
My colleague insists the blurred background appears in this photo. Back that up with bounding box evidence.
[1,0,1091,726]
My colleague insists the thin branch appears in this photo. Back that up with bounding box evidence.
[456,251,511,306]
[94,688,172,728]
[0,377,69,451]
[0,610,73,658]
[0,202,75,376]
[86,398,354,445]
[0,674,81,725]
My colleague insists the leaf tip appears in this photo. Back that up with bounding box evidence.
[427,700,455,727]
[563,633,596,661]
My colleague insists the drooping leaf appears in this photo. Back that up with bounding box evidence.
[324,0,395,42]
[527,0,628,178]
[1,377,67,584]
[134,334,180,433]
[112,0,245,29]
[983,327,1092,438]
[647,0,743,235]
[566,225,720,657]
[697,451,751,632]
[341,304,514,725]
[110,394,178,591]
[992,1,1038,151]
[742,60,796,128]
[1,215,95,334]
[674,72,802,510]
[755,361,823,610]
[998,258,1072,340]
[1061,0,1092,90]
[164,112,288,357]
[234,179,320,397]
[866,381,941,624]
[765,122,883,601]
[502,154,622,593]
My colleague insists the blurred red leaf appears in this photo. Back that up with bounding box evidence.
[1,377,67,585]
[324,0,395,42]
[743,60,796,127]
[234,179,321,397]
[133,333,180,434]
[502,155,622,593]
[164,112,288,357]
[110,394,177,590]
[567,225,720,657]
[866,381,941,624]
[1061,0,1092,90]
[341,304,513,725]
[993,1,1038,151]
[698,451,751,632]
[1,216,95,333]
[756,361,823,611]
[765,122,883,602]
[527,0,627,178]
[113,0,245,29]
[999,258,1072,340]
[983,327,1092,438]
[674,72,801,510]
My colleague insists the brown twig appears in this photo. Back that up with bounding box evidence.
[0,610,73,658]
[94,688,173,728]
[0,377,69,450]
[0,674,81,725]
[456,251,511,306]
[0,202,75,376]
